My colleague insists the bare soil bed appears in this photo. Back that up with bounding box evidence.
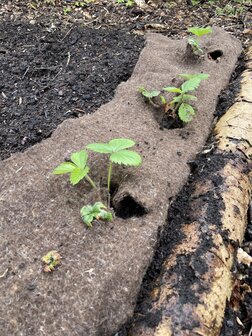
[0,21,144,160]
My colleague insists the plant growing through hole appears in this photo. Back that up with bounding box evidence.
[52,150,96,188]
[86,138,142,193]
[80,202,113,228]
[163,73,209,122]
[187,26,213,55]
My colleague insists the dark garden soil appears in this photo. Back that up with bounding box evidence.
[0,21,144,160]
[0,0,251,335]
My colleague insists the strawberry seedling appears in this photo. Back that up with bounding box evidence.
[187,26,213,55]
[86,138,142,193]
[163,73,209,122]
[52,149,96,188]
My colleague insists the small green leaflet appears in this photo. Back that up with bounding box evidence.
[181,74,209,93]
[179,73,209,80]
[138,87,160,99]
[181,77,202,92]
[86,143,112,153]
[183,94,197,102]
[108,138,135,152]
[87,138,142,167]
[53,150,91,186]
[86,138,135,153]
[188,26,213,37]
[52,162,76,174]
[110,150,142,166]
[160,95,167,104]
[178,103,195,123]
[71,150,88,168]
[70,166,89,185]
[163,87,182,93]
[80,202,113,228]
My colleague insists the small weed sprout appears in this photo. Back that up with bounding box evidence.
[163,73,209,122]
[42,251,61,272]
[53,149,96,188]
[187,26,213,55]
[80,202,113,228]
[86,138,142,193]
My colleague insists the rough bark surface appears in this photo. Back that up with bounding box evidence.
[0,29,241,336]
[129,46,252,336]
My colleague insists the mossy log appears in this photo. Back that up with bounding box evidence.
[129,46,252,336]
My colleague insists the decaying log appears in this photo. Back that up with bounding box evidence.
[129,46,252,336]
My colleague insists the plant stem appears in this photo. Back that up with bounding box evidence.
[148,98,161,109]
[174,92,184,114]
[85,174,97,189]
[107,161,113,193]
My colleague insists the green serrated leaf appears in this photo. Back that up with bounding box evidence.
[70,166,89,185]
[163,86,182,93]
[80,202,113,228]
[179,73,209,80]
[70,150,88,169]
[181,77,201,93]
[80,204,93,216]
[92,202,107,212]
[86,143,113,153]
[160,95,167,104]
[110,150,142,166]
[178,103,195,123]
[108,138,135,151]
[52,162,76,174]
[87,138,135,154]
[183,94,197,101]
[188,26,212,37]
[171,96,182,104]
[82,213,94,227]
[99,209,113,221]
[143,90,160,98]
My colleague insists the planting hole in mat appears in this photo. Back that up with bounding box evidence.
[113,194,148,219]
[208,50,224,61]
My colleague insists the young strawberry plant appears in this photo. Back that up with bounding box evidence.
[52,149,96,188]
[86,138,142,193]
[80,202,113,228]
[163,73,209,122]
[187,26,213,55]
[52,138,142,227]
